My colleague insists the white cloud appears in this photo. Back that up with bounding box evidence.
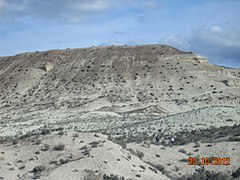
[0,0,5,9]
[211,25,221,33]
[189,26,240,67]
[68,0,112,13]
[159,26,240,67]
[191,26,240,49]
[0,0,114,22]
[0,0,160,23]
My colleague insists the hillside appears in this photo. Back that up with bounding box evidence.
[0,45,239,116]
[0,45,240,179]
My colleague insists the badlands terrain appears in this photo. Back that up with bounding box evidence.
[0,45,240,179]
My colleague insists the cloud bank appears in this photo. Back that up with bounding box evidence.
[0,0,159,23]
[160,25,240,68]
[0,0,114,22]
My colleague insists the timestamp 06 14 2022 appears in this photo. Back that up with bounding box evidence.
[188,157,231,166]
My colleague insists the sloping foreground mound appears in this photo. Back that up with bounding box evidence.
[0,132,169,180]
[0,130,239,180]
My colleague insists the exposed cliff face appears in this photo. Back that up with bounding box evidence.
[0,45,239,116]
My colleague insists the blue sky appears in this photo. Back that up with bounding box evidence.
[0,0,240,67]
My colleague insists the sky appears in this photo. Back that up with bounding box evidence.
[0,0,240,68]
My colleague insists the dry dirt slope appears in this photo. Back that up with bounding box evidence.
[0,44,239,116]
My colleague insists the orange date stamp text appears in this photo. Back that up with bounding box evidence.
[188,157,230,166]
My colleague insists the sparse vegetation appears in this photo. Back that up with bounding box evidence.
[30,166,46,179]
[89,141,100,148]
[102,173,126,180]
[83,169,99,180]
[148,163,166,175]
[127,148,144,159]
[177,167,228,180]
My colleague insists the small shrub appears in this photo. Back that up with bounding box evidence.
[232,167,240,178]
[40,144,49,151]
[136,174,141,178]
[35,139,41,145]
[175,166,180,172]
[79,146,87,150]
[176,136,188,145]
[53,143,65,151]
[206,144,213,147]
[136,150,144,159]
[154,164,166,175]
[41,128,50,135]
[226,119,233,122]
[148,166,158,174]
[89,141,100,148]
[83,169,99,180]
[11,139,18,145]
[178,149,187,154]
[102,173,125,180]
[59,159,69,164]
[193,142,200,148]
[57,131,64,136]
[72,133,79,138]
[31,165,46,177]
[179,158,188,163]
